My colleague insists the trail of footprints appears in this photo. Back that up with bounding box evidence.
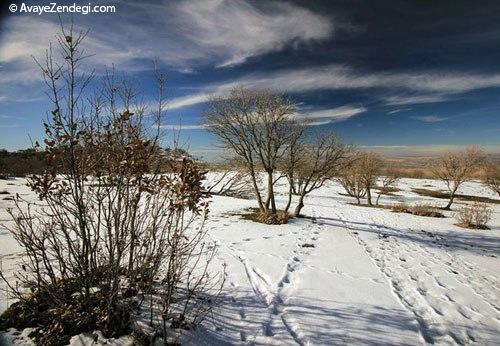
[222,211,324,344]
[332,210,500,345]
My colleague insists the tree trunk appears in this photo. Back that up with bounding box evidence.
[249,167,265,212]
[294,194,305,217]
[444,186,459,210]
[444,193,455,210]
[375,192,381,206]
[285,177,293,212]
[355,196,360,204]
[366,188,373,206]
[267,171,276,214]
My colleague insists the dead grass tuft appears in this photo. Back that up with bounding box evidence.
[239,208,291,225]
[391,203,444,218]
[410,204,445,217]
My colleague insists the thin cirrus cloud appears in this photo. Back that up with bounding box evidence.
[383,94,450,106]
[159,124,208,130]
[171,0,334,67]
[160,105,366,130]
[3,1,500,110]
[298,106,367,125]
[166,64,500,110]
[0,0,333,83]
[0,0,334,105]
[410,115,448,123]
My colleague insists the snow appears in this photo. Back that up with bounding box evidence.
[1,176,499,345]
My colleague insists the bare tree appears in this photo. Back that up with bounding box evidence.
[483,163,500,197]
[337,154,366,205]
[359,151,384,206]
[287,132,349,216]
[282,122,307,213]
[433,146,485,210]
[204,87,297,215]
[375,169,400,206]
[337,151,383,205]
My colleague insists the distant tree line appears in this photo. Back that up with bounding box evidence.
[0,147,189,179]
[0,148,46,178]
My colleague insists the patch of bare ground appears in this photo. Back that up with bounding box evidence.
[412,188,500,204]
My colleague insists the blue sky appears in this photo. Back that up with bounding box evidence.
[1,0,500,159]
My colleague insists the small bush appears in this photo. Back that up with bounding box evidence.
[410,204,444,217]
[391,203,410,213]
[241,208,290,224]
[391,203,444,217]
[257,210,290,225]
[455,202,493,229]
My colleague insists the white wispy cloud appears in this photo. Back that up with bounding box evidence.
[236,65,500,95]
[167,93,219,110]
[387,108,411,114]
[0,0,333,73]
[162,104,365,129]
[298,105,366,125]
[383,94,449,106]
[3,1,500,109]
[159,124,207,130]
[166,64,500,109]
[0,0,334,101]
[172,0,334,67]
[411,115,448,123]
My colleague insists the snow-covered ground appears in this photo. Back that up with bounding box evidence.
[1,176,499,345]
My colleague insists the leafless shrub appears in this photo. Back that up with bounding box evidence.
[433,146,485,210]
[455,202,493,229]
[0,24,222,344]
